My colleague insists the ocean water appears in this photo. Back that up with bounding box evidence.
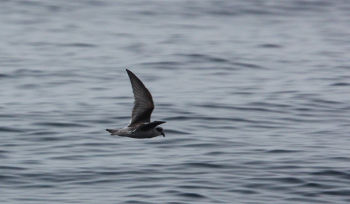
[1,0,350,203]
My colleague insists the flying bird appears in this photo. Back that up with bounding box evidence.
[106,69,165,139]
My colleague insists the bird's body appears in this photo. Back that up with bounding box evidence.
[106,125,162,139]
[106,69,165,139]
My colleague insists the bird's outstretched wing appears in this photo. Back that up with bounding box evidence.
[126,69,154,127]
[137,121,166,131]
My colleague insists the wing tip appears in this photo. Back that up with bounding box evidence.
[126,68,133,75]
[126,69,137,80]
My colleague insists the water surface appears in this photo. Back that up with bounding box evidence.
[1,1,350,203]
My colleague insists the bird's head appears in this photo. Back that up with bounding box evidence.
[156,127,165,137]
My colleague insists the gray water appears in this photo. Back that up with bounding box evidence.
[1,0,350,203]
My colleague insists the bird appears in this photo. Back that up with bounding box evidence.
[106,69,165,139]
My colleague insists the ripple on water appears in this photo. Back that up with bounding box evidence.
[0,73,10,78]
[322,189,350,196]
[1,0,350,203]
[331,82,350,86]
[177,53,231,64]
[230,188,258,194]
[264,149,302,154]
[258,43,283,48]
[0,166,27,171]
[231,62,266,69]
[124,201,154,204]
[140,61,184,69]
[27,131,59,136]
[0,127,25,133]
[311,170,350,179]
[182,162,227,169]
[162,189,207,200]
[32,122,89,128]
[165,129,191,135]
[301,182,333,189]
[176,192,207,199]
[58,43,98,48]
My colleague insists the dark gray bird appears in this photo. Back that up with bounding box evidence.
[106,69,165,139]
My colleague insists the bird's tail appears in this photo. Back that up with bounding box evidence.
[106,129,114,134]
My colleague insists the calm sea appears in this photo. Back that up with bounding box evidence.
[1,0,350,203]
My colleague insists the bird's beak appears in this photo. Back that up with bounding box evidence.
[161,132,165,137]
